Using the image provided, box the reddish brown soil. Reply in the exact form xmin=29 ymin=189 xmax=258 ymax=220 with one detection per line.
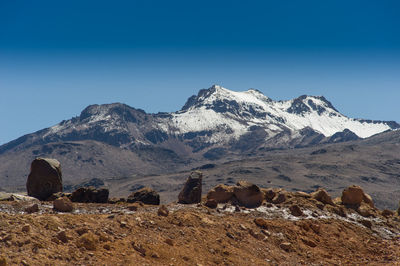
xmin=0 ymin=201 xmax=400 ymax=265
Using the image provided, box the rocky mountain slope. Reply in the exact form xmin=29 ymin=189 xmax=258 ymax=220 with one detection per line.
xmin=0 ymin=85 xmax=399 ymax=208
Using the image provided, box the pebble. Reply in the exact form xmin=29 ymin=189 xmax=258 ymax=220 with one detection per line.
xmin=21 ymin=224 xmax=31 ymax=233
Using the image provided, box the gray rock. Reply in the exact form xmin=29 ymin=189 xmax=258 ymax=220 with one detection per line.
xmin=26 ymin=158 xmax=62 ymax=201
xmin=127 ymin=187 xmax=160 ymax=205
xmin=71 ymin=187 xmax=109 ymax=203
xmin=178 ymin=171 xmax=202 ymax=204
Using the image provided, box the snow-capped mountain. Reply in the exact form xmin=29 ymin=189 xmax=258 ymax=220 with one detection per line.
xmin=1 ymin=85 xmax=398 ymax=157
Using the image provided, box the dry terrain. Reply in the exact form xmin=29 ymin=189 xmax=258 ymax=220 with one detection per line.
xmin=1 ymin=189 xmax=400 ymax=265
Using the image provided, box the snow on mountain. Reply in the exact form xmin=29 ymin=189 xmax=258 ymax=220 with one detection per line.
xmin=174 ymin=85 xmax=395 ymax=139
xmin=2 ymin=85 xmax=398 ymax=156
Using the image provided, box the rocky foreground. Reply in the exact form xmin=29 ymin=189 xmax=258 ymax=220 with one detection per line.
xmin=1 ymin=186 xmax=400 ymax=265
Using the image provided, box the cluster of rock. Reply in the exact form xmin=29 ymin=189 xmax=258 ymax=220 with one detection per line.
xmin=22 ymin=158 xmax=400 ymax=218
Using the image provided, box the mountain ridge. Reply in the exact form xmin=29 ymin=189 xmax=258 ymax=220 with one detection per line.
xmin=0 ymin=85 xmax=399 ymax=209
xmin=1 ymin=85 xmax=398 ymax=156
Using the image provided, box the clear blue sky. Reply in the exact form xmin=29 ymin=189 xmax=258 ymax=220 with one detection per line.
xmin=0 ymin=0 xmax=399 ymax=145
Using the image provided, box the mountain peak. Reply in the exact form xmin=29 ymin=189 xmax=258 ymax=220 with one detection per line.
xmin=181 ymin=85 xmax=271 ymax=111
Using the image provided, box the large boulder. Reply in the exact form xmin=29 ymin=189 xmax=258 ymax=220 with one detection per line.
xmin=233 ymin=181 xmax=263 ymax=208
xmin=71 ymin=187 xmax=109 ymax=203
xmin=341 ymin=185 xmax=371 ymax=206
xmin=127 ymin=187 xmax=160 ymax=205
xmin=206 ymin=184 xmax=234 ymax=203
xmin=178 ymin=171 xmax=202 ymax=204
xmin=26 ymin=158 xmax=63 ymax=200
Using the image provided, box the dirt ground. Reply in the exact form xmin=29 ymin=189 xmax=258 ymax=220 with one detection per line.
xmin=0 ymin=198 xmax=400 ymax=266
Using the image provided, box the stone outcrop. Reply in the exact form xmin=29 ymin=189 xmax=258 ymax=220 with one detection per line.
xmin=233 ymin=181 xmax=263 ymax=208
xmin=311 ymin=188 xmax=334 ymax=205
xmin=341 ymin=185 xmax=364 ymax=205
xmin=341 ymin=185 xmax=374 ymax=208
xmin=71 ymin=187 xmax=109 ymax=203
xmin=127 ymin=187 xmax=160 ymax=205
xmin=206 ymin=184 xmax=234 ymax=203
xmin=26 ymin=158 xmax=63 ymax=200
xmin=178 ymin=171 xmax=202 ymax=204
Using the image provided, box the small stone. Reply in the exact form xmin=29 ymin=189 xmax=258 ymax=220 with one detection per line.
xmin=272 ymin=193 xmax=287 ymax=204
xmin=103 ymin=244 xmax=111 ymax=250
xmin=205 ymin=199 xmax=217 ymax=209
xmin=21 ymin=260 xmax=29 ymax=266
xmin=24 ymin=204 xmax=39 ymax=214
xmin=53 ymin=197 xmax=74 ymax=212
xmin=262 ymin=188 xmax=276 ymax=201
xmin=358 ymin=204 xmax=374 ymax=217
xmin=289 ymin=205 xmax=303 ymax=217
xmin=165 ymin=238 xmax=174 ymax=246
xmin=21 ymin=224 xmax=31 ymax=233
xmin=360 ymin=219 xmax=372 ymax=228
xmin=120 ymin=221 xmax=128 ymax=228
xmin=301 ymin=237 xmax=317 ymax=247
xmin=151 ymin=252 xmax=160 ymax=258
xmin=157 ymin=205 xmax=169 ymax=216
xmin=254 ymin=218 xmax=269 ymax=229
xmin=132 ymin=241 xmax=146 ymax=256
xmin=56 ymin=230 xmax=68 ymax=243
xmin=76 ymin=227 xmax=88 ymax=236
xmin=280 ymin=242 xmax=292 ymax=252
xmin=381 ymin=209 xmax=394 ymax=217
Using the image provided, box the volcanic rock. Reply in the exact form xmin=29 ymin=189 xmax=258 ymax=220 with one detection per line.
xmin=53 ymin=197 xmax=74 ymax=212
xmin=205 ymin=199 xmax=218 ymax=209
xmin=262 ymin=188 xmax=276 ymax=202
xmin=362 ymin=193 xmax=374 ymax=208
xmin=24 ymin=203 xmax=39 ymax=214
xmin=280 ymin=242 xmax=292 ymax=252
xmin=157 ymin=205 xmax=169 ymax=216
xmin=26 ymin=158 xmax=63 ymax=200
xmin=178 ymin=171 xmax=202 ymax=204
xmin=233 ymin=181 xmax=263 ymax=208
xmin=381 ymin=209 xmax=394 ymax=217
xmin=289 ymin=204 xmax=303 ymax=216
xmin=311 ymin=188 xmax=334 ymax=205
xmin=206 ymin=184 xmax=234 ymax=203
xmin=71 ymin=187 xmax=109 ymax=203
xmin=46 ymin=192 xmax=72 ymax=201
xmin=272 ymin=192 xmax=287 ymax=204
xmin=127 ymin=187 xmax=160 ymax=205
xmin=341 ymin=185 xmax=364 ymax=206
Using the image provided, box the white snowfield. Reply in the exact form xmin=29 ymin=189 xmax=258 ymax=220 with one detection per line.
xmin=171 ymin=85 xmax=392 ymax=139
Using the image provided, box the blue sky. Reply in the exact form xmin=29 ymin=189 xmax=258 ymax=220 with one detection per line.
xmin=0 ymin=0 xmax=399 ymax=145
